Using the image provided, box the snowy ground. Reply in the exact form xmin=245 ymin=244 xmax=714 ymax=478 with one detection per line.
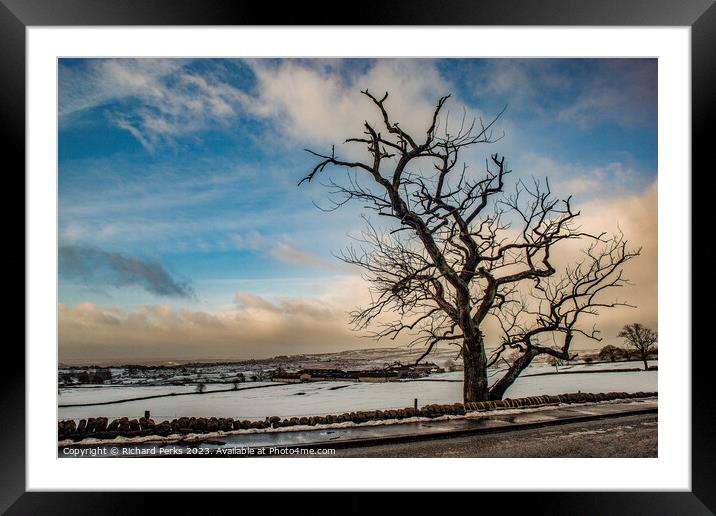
xmin=58 ymin=382 xmax=274 ymax=405
xmin=522 ymin=360 xmax=656 ymax=375
xmin=58 ymin=361 xmax=657 ymax=422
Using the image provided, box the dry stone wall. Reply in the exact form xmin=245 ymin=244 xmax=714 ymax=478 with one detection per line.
xmin=58 ymin=391 xmax=657 ymax=442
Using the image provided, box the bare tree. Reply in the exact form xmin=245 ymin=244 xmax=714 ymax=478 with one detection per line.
xmin=300 ymin=90 xmax=639 ymax=402
xmin=486 ymin=234 xmax=638 ymax=399
xmin=618 ymin=323 xmax=657 ymax=371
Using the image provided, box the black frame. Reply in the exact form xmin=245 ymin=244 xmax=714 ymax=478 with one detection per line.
xmin=5 ymin=0 xmax=711 ymax=512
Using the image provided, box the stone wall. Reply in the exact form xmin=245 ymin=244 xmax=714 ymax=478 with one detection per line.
xmin=58 ymin=391 xmax=657 ymax=442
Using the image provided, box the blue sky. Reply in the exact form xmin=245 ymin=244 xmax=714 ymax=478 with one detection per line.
xmin=58 ymin=58 xmax=658 ymax=364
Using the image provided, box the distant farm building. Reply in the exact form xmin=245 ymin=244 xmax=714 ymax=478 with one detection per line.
xmin=384 ymin=361 xmax=445 ymax=378
xmin=356 ymin=370 xmax=401 ymax=382
xmin=271 ymin=368 xmax=402 ymax=383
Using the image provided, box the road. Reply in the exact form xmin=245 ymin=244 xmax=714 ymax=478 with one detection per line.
xmin=59 ymin=400 xmax=658 ymax=458
xmin=321 ymin=413 xmax=657 ymax=458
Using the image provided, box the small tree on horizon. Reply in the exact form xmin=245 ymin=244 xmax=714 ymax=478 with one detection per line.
xmin=301 ymin=90 xmax=639 ymax=402
xmin=618 ymin=323 xmax=657 ymax=371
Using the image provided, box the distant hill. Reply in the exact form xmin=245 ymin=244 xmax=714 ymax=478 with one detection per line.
xmin=59 ymin=344 xmax=602 ymax=370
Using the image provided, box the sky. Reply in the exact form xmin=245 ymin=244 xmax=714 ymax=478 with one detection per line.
xmin=58 ymin=58 xmax=658 ymax=365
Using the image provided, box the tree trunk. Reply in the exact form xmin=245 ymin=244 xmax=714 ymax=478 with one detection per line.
xmin=488 ymin=349 xmax=538 ymax=400
xmin=462 ymin=338 xmax=489 ymax=402
xmin=642 ymin=354 xmax=648 ymax=371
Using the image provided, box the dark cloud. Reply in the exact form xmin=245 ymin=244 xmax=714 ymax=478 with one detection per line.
xmin=59 ymin=246 xmax=193 ymax=298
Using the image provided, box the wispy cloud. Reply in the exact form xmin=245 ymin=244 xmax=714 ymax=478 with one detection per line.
xmin=234 ymin=291 xmax=336 ymax=319
xmin=557 ymin=60 xmax=657 ymax=128
xmin=517 ymin=153 xmax=652 ymax=199
xmin=60 ymin=59 xmax=250 ymax=151
xmin=59 ymin=246 xmax=194 ymax=298
xmin=473 ymin=59 xmax=571 ymax=111
xmin=469 ymin=59 xmax=657 ymax=130
xmin=61 ymin=58 xmax=491 ymax=154
xmin=57 ymin=155 xmax=328 ymax=253
xmin=60 ymin=59 xmax=184 ymax=118
xmin=232 ymin=231 xmax=334 ymax=269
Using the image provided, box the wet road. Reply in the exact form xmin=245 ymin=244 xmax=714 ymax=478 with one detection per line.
xmin=327 ymin=413 xmax=657 ymax=458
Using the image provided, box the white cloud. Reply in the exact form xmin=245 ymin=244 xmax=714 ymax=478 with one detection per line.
xmin=234 ymin=59 xmax=492 ymax=153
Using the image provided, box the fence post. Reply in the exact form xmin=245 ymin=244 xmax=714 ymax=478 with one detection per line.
xmin=414 ymin=398 xmax=418 ymax=411
xmin=144 ymin=410 xmax=150 ymax=419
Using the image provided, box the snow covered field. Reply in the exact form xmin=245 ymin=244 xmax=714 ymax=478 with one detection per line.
xmin=522 ymin=360 xmax=657 ymax=375
xmin=58 ymin=361 xmax=657 ymax=422
xmin=58 ymin=382 xmax=274 ymax=405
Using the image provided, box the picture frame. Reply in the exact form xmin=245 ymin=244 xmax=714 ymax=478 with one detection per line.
xmin=5 ymin=0 xmax=711 ymax=511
